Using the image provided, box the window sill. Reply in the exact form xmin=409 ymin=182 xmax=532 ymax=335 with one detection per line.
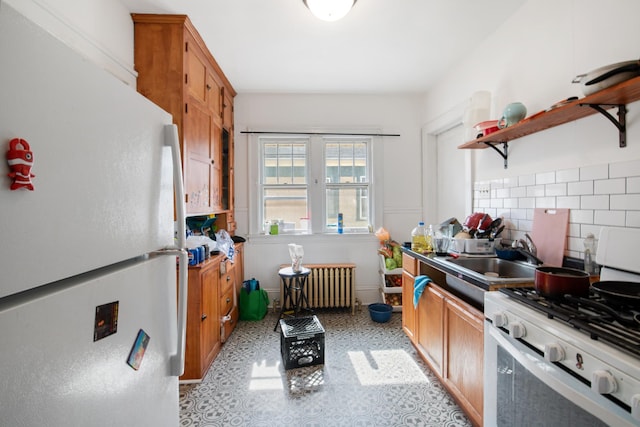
xmin=248 ymin=232 xmax=376 ymax=242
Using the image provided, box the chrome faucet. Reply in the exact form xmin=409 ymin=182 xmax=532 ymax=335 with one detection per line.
xmin=512 ymin=236 xmax=543 ymax=265
xmin=524 ymin=233 xmax=537 ymax=256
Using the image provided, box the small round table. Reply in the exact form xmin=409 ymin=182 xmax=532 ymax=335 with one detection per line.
xmin=274 ymin=266 xmax=312 ymax=331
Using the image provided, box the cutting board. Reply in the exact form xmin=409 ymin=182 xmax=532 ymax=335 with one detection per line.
xmin=531 ymin=208 xmax=569 ymax=267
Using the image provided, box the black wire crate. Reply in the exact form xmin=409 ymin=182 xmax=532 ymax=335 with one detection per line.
xmin=279 ymin=316 xmax=325 ymax=370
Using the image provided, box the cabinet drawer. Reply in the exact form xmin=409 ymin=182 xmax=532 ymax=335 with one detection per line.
xmin=402 ymin=252 xmax=419 ymax=276
xmin=220 ymin=266 xmax=235 ymax=295
xmin=220 ymin=285 xmax=234 ymax=316
xmin=221 ymin=305 xmax=238 ymax=343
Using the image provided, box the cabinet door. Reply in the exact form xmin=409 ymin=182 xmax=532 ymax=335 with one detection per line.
xmin=416 ymin=285 xmax=445 ymax=376
xmin=234 ymin=244 xmax=244 ymax=294
xmin=221 ymin=127 xmax=232 ymax=212
xmin=401 ymin=270 xmax=416 ymax=342
xmin=444 ymin=297 xmax=484 ymax=425
xmin=200 ymin=264 xmax=221 ymax=372
xmin=210 ymin=121 xmax=223 ymax=212
xmin=183 ymin=99 xmax=223 ymax=214
xmin=222 ymin=89 xmax=233 ymax=131
xmin=207 ymin=72 xmax=223 ymax=125
xmin=185 ymin=38 xmax=208 ymax=105
xmin=183 ymin=99 xmax=213 ymax=214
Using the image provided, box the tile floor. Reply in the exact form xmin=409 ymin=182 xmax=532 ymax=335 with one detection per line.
xmin=179 ymin=308 xmax=472 ymax=427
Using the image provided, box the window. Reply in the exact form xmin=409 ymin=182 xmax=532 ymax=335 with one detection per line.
xmin=324 ymin=140 xmax=370 ymax=231
xmin=261 ymin=138 xmax=308 ymax=233
xmin=257 ymin=134 xmax=374 ymax=234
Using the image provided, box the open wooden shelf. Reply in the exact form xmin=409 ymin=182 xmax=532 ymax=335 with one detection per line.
xmin=459 ymin=75 xmax=640 ymax=167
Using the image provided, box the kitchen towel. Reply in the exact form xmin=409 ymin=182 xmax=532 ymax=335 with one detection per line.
xmin=413 ymin=275 xmax=432 ymax=308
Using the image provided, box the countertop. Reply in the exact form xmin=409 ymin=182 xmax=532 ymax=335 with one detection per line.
xmin=400 ymin=247 xmax=536 ymax=310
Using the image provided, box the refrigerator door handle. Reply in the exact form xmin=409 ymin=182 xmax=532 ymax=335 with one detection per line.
xmin=165 ymin=124 xmax=188 ymax=377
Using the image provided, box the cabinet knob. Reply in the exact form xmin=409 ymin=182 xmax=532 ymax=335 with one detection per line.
xmin=206 ymin=84 xmax=212 ymax=90
xmin=201 ymin=314 xmax=207 ymax=321
xmin=227 ymin=275 xmax=231 ymax=281
xmin=226 ymin=297 xmax=231 ymax=303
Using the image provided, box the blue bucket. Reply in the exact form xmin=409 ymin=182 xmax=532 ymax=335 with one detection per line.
xmin=368 ymin=303 xmax=393 ymax=323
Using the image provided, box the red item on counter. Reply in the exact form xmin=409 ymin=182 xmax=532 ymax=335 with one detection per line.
xmin=463 ymin=212 xmax=493 ymax=231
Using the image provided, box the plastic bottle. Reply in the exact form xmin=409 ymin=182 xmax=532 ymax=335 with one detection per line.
xmin=583 ymin=233 xmax=598 ymax=275
xmin=411 ymin=222 xmax=428 ymax=253
xmin=426 ymin=224 xmax=434 ymax=252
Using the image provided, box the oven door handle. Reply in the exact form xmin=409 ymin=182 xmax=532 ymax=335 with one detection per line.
xmin=487 ymin=325 xmax=635 ymax=427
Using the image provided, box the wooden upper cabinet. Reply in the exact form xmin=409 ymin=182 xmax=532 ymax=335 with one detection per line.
xmin=208 ymin=73 xmax=223 ymax=125
xmin=223 ymin=88 xmax=234 ymax=130
xmin=131 ymin=14 xmax=236 ymax=216
xmin=185 ymin=39 xmax=208 ymax=104
xmin=183 ymin=99 xmax=217 ymax=212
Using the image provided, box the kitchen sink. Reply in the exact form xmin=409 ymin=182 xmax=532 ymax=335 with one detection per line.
xmin=433 ymin=256 xmax=537 ymax=285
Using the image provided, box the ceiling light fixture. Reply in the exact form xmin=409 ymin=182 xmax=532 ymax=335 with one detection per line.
xmin=303 ymin=0 xmax=357 ymax=22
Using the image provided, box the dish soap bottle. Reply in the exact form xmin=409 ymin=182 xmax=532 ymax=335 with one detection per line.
xmin=583 ymin=233 xmax=598 ymax=275
xmin=411 ymin=222 xmax=428 ymax=253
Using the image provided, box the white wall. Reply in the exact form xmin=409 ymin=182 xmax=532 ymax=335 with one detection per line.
xmin=3 ymin=0 xmax=137 ymax=86
xmin=422 ymin=0 xmax=640 ymax=181
xmin=421 ymin=0 xmax=640 ymax=264
xmin=234 ymin=93 xmax=425 ymax=303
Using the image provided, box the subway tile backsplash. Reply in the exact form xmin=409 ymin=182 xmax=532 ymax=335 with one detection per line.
xmin=474 ymin=159 xmax=640 ymax=260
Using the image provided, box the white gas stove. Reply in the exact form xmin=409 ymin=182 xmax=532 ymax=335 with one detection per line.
xmin=484 ymin=226 xmax=640 ymax=427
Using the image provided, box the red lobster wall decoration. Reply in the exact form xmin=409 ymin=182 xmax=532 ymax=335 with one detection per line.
xmin=6 ymin=138 xmax=35 ymax=190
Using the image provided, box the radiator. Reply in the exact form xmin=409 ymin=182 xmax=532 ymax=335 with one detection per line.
xmin=279 ymin=264 xmax=357 ymax=315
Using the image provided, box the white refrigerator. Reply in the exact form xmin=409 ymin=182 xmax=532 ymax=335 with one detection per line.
xmin=0 ymin=3 xmax=188 ymax=426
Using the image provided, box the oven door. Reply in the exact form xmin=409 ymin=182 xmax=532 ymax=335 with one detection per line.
xmin=484 ymin=321 xmax=635 ymax=427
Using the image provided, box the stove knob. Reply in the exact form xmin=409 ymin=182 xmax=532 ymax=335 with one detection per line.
xmin=631 ymin=394 xmax=640 ymax=421
xmin=492 ymin=312 xmax=507 ymax=328
xmin=591 ymin=370 xmax=617 ymax=394
xmin=509 ymin=322 xmax=526 ymax=338
xmin=544 ymin=343 xmax=565 ymax=362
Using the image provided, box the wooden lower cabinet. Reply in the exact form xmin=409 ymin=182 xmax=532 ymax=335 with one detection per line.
xmin=181 ymin=244 xmax=244 ymax=381
xmin=219 ymin=256 xmax=238 ymax=343
xmin=444 ymin=296 xmax=484 ymax=426
xmin=233 ymin=242 xmax=244 ymax=292
xmin=401 ymin=252 xmax=418 ymax=342
xmin=416 ymin=284 xmax=445 ymax=376
xmin=412 ymin=279 xmax=484 ymax=427
xmin=401 ymin=270 xmax=416 ymax=341
xmin=182 ymin=256 xmax=222 ymax=381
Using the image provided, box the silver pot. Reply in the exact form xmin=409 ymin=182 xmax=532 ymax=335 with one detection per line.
xmin=572 ymin=60 xmax=640 ymax=96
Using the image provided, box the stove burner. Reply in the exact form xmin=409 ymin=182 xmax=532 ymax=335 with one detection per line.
xmin=500 ymin=287 xmax=640 ymax=358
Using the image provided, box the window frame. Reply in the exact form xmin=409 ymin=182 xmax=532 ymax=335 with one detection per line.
xmin=322 ymin=137 xmax=372 ymax=233
xmin=258 ymin=136 xmax=310 ymax=234
xmin=249 ymin=132 xmax=382 ymax=236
